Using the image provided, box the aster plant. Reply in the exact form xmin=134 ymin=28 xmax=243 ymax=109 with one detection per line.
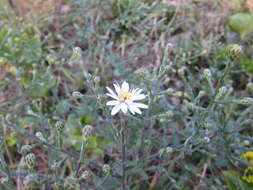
xmin=106 ymin=81 xmax=148 ymax=190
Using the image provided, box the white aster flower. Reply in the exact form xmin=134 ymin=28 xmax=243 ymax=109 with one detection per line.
xmin=106 ymin=81 xmax=148 ymax=116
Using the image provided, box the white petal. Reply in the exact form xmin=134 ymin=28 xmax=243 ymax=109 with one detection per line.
xmin=106 ymin=87 xmax=118 ymax=99
xmin=133 ymin=103 xmax=148 ymax=109
xmin=133 ymin=88 xmax=143 ymax=95
xmin=120 ymin=103 xmax=128 ymax=114
xmin=106 ymin=101 xmax=119 ymax=106
xmin=111 ymin=104 xmax=121 ymax=116
xmin=129 ymin=104 xmax=142 ymax=114
xmin=127 ymin=104 xmax=135 ymax=115
xmin=132 ymin=94 xmax=146 ymax=101
xmin=121 ymin=81 xmax=129 ymax=92
xmin=113 ymin=83 xmax=121 ymax=95
xmin=106 ymin=93 xmax=118 ymax=100
xmin=131 ymin=88 xmax=137 ymax=94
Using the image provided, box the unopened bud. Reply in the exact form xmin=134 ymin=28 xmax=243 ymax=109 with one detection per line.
xmin=35 ymin=132 xmax=46 ymax=143
xmin=203 ymin=69 xmax=212 ymax=82
xmin=174 ymin=91 xmax=183 ymax=98
xmin=81 ymin=170 xmax=90 ymax=180
xmin=158 ymin=148 xmax=165 ymax=157
xmin=64 ymin=176 xmax=79 ymax=189
xmin=134 ymin=68 xmax=148 ymax=79
xmin=20 ymin=145 xmax=33 ymax=155
xmin=216 ymin=86 xmax=229 ymax=100
xmin=229 ymin=44 xmax=243 ymax=59
xmin=0 ymin=177 xmax=8 ymax=184
xmin=94 ymin=76 xmax=100 ymax=84
xmin=25 ymin=153 xmax=36 ymax=169
xmin=82 ymin=125 xmax=93 ymax=140
xmin=102 ymin=164 xmax=111 ymax=175
xmin=246 ymin=82 xmax=253 ymax=91
xmin=244 ymin=140 xmax=250 ymax=146
xmin=55 ymin=120 xmax=65 ymax=132
xmin=238 ymin=97 xmax=253 ymax=106
xmin=177 ymin=67 xmax=186 ymax=78
xmin=72 ymin=91 xmax=84 ymax=97
xmin=204 ymin=137 xmax=210 ymax=143
xmin=51 ymin=160 xmax=61 ymax=170
xmin=165 ymin=88 xmax=175 ymax=95
xmin=72 ymin=47 xmax=82 ymax=60
xmin=165 ymin=147 xmax=173 ymax=154
xmin=23 ymin=174 xmax=39 ymax=187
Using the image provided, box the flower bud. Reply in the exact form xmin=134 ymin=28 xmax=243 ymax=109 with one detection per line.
xmin=215 ymin=86 xmax=229 ymax=100
xmin=134 ymin=68 xmax=148 ymax=79
xmin=82 ymin=125 xmax=93 ymax=140
xmin=158 ymin=111 xmax=174 ymax=118
xmin=72 ymin=91 xmax=84 ymax=97
xmin=64 ymin=176 xmax=79 ymax=189
xmin=174 ymin=91 xmax=183 ymax=98
xmin=102 ymin=164 xmax=111 ymax=175
xmin=0 ymin=177 xmax=9 ymax=184
xmin=72 ymin=47 xmax=82 ymax=60
xmin=55 ymin=120 xmax=65 ymax=132
xmin=25 ymin=153 xmax=36 ymax=169
xmin=247 ymin=82 xmax=253 ymax=91
xmin=20 ymin=145 xmax=33 ymax=155
xmin=164 ymin=88 xmax=175 ymax=95
xmin=80 ymin=170 xmax=90 ymax=180
xmin=23 ymin=174 xmax=39 ymax=188
xmin=244 ymin=140 xmax=250 ymax=146
xmin=204 ymin=137 xmax=210 ymax=143
xmin=238 ymin=97 xmax=253 ymax=106
xmin=165 ymin=147 xmax=173 ymax=154
xmin=203 ymin=69 xmax=212 ymax=82
xmin=51 ymin=160 xmax=61 ymax=170
xmin=158 ymin=148 xmax=165 ymax=157
xmin=228 ymin=44 xmax=243 ymax=59
xmin=177 ymin=67 xmax=186 ymax=79
xmin=35 ymin=132 xmax=46 ymax=143
xmin=94 ymin=76 xmax=101 ymax=84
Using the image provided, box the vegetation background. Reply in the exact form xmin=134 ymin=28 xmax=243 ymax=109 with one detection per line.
xmin=0 ymin=0 xmax=253 ymax=189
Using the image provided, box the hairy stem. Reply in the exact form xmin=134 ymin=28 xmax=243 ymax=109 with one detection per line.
xmin=120 ymin=116 xmax=126 ymax=190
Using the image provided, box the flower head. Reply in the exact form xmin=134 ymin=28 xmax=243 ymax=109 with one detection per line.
xmin=106 ymin=81 xmax=148 ymax=115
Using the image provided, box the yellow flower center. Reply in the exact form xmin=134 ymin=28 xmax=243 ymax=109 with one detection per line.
xmin=119 ymin=91 xmax=133 ymax=102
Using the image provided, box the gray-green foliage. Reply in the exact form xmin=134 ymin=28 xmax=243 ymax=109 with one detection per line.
xmin=1 ymin=0 xmax=253 ymax=189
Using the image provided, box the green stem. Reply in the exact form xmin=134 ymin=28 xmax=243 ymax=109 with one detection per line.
xmin=57 ymin=131 xmax=62 ymax=148
xmin=75 ymin=139 xmax=86 ymax=176
xmin=121 ymin=117 xmax=126 ymax=190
